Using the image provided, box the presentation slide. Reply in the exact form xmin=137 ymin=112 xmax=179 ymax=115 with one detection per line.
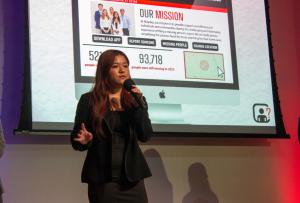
xmin=75 ymin=0 xmax=237 ymax=87
xmin=28 ymin=0 xmax=279 ymax=135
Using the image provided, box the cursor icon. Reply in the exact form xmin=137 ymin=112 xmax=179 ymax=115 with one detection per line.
xmin=217 ymin=66 xmax=225 ymax=79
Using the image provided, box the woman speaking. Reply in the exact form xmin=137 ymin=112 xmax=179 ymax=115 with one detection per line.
xmin=71 ymin=49 xmax=153 ymax=203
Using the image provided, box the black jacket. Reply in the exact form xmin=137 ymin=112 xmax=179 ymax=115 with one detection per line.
xmin=70 ymin=92 xmax=153 ymax=184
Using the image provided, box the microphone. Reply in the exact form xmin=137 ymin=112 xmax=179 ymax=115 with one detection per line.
xmin=123 ymin=79 xmax=146 ymax=109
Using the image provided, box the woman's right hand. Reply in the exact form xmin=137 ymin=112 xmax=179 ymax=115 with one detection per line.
xmin=74 ymin=123 xmax=93 ymax=145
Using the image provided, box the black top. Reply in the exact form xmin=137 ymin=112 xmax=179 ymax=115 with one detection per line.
xmin=106 ymin=111 xmax=129 ymax=181
xmin=70 ymin=92 xmax=153 ymax=185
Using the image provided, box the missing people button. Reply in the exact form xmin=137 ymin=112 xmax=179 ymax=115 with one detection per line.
xmin=161 ymin=40 xmax=188 ymax=49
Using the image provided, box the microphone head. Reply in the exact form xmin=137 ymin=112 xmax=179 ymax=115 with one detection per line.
xmin=123 ymin=79 xmax=135 ymax=91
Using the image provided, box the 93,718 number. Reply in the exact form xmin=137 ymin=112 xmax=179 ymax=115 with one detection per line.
xmin=139 ymin=54 xmax=163 ymax=65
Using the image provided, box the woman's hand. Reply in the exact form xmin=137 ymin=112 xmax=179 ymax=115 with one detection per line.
xmin=131 ymin=85 xmax=143 ymax=98
xmin=74 ymin=123 xmax=93 ymax=145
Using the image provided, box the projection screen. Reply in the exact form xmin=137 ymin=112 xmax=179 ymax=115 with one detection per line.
xmin=19 ymin=0 xmax=287 ymax=137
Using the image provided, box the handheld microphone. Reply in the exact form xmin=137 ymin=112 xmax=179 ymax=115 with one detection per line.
xmin=123 ymin=79 xmax=146 ymax=109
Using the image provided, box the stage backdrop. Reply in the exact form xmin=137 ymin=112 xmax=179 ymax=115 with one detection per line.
xmin=0 ymin=0 xmax=299 ymax=203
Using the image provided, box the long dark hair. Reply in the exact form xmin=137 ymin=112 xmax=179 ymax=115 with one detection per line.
xmin=112 ymin=11 xmax=121 ymax=28
xmin=91 ymin=49 xmax=136 ymax=138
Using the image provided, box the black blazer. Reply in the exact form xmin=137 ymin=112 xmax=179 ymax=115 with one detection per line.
xmin=70 ymin=92 xmax=152 ymax=184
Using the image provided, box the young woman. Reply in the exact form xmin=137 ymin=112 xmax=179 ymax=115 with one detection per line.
xmin=111 ymin=11 xmax=123 ymax=35
xmin=100 ymin=9 xmax=111 ymax=34
xmin=108 ymin=7 xmax=115 ymax=19
xmin=71 ymin=49 xmax=152 ymax=203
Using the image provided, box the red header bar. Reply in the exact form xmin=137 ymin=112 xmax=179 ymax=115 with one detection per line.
xmin=103 ymin=0 xmax=228 ymax=13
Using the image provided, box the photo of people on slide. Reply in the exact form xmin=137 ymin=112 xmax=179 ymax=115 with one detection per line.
xmin=91 ymin=2 xmax=134 ymax=36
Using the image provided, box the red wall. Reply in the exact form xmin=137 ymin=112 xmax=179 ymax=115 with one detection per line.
xmin=269 ymin=0 xmax=300 ymax=202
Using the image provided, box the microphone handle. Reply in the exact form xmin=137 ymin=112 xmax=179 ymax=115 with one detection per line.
xmin=130 ymin=91 xmax=146 ymax=109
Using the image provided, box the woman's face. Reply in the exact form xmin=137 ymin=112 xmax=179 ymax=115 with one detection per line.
xmin=114 ymin=12 xmax=119 ymax=18
xmin=102 ymin=9 xmax=107 ymax=16
xmin=109 ymin=55 xmax=130 ymax=89
xmin=110 ymin=7 xmax=114 ymax=13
